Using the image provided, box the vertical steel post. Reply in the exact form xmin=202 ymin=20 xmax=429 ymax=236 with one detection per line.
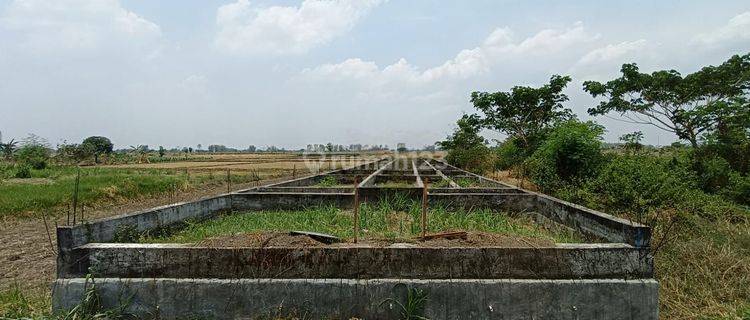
xmin=353 ymin=176 xmax=360 ymax=243
xmin=421 ymin=178 xmax=429 ymax=239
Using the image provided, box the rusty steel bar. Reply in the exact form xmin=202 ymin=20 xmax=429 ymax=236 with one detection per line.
xmin=421 ymin=177 xmax=429 ymax=239
xmin=353 ymin=176 xmax=360 ymax=243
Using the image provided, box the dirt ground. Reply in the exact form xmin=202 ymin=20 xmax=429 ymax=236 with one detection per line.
xmin=196 ymin=231 xmax=555 ymax=248
xmin=0 ymin=176 xmax=292 ymax=293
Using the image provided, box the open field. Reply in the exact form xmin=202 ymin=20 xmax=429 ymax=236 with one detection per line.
xmin=1 ymin=152 xmax=366 ymax=318
xmin=0 ymin=152 xmax=395 ymax=220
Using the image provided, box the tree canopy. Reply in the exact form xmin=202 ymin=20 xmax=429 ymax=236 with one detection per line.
xmin=82 ymin=136 xmax=113 ymax=163
xmin=437 ymin=114 xmax=493 ymax=172
xmin=471 ymin=75 xmax=574 ymax=149
xmin=583 ymin=53 xmax=750 ymax=148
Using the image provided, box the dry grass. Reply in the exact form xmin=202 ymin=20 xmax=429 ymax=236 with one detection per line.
xmin=657 ymin=219 xmax=750 ymax=319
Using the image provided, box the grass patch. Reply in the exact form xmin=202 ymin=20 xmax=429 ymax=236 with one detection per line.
xmin=144 ymin=195 xmax=580 ymax=244
xmin=376 ymin=181 xmax=415 ymax=188
xmin=0 ymin=285 xmax=50 ymax=319
xmin=315 ymin=176 xmax=346 ymax=187
xmin=428 ymin=179 xmax=452 ymax=188
xmin=0 ymin=165 xmax=266 ymax=219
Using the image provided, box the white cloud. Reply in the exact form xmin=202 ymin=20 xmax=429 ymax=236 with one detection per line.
xmin=301 ymin=22 xmax=598 ymax=84
xmin=576 ymin=39 xmax=647 ymax=66
xmin=0 ymin=0 xmax=161 ymax=52
xmin=483 ymin=22 xmax=599 ymax=55
xmin=693 ymin=11 xmax=750 ymax=46
xmin=215 ymin=0 xmax=385 ymax=54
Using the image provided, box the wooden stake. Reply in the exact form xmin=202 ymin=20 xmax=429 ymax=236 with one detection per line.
xmin=421 ymin=178 xmax=429 ymax=239
xmin=353 ymin=176 xmax=360 ymax=243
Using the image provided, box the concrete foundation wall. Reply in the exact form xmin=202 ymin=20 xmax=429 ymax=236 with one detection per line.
xmin=52 ymin=278 xmax=659 ymax=320
xmin=62 ymin=243 xmax=652 ymax=279
xmin=533 ymin=194 xmax=651 ymax=247
xmin=57 ymin=195 xmax=230 ymax=249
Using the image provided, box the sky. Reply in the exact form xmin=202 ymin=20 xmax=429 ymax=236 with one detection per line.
xmin=0 ymin=0 xmax=749 ymax=150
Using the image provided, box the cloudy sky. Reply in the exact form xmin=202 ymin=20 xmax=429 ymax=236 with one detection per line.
xmin=1 ymin=0 xmax=749 ymax=150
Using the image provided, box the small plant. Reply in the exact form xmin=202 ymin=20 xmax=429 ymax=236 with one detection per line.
xmin=62 ymin=274 xmax=133 ymax=320
xmin=113 ymin=224 xmax=141 ymax=243
xmin=454 ymin=177 xmax=475 ymax=188
xmin=316 ymin=176 xmax=339 ymax=187
xmin=381 ymin=283 xmax=430 ymax=320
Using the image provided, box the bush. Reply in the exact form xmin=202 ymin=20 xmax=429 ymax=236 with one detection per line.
xmin=723 ymin=172 xmax=750 ymax=206
xmin=14 ymin=145 xmax=50 ymax=170
xmin=579 ymin=154 xmax=694 ymax=215
xmin=13 ymin=165 xmax=31 ymax=179
xmin=524 ymin=120 xmax=604 ymax=190
xmin=494 ymin=137 xmax=531 ymax=170
xmin=445 ymin=144 xmax=494 ymax=174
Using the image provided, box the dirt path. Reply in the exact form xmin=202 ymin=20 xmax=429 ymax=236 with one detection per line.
xmin=0 ymin=176 xmax=292 ymax=293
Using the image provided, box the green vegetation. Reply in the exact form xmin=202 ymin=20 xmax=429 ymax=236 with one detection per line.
xmin=377 ymin=181 xmax=415 ymax=188
xmin=380 ymin=283 xmax=429 ymax=320
xmin=145 ymin=196 xmax=579 ymax=244
xmin=0 ymin=166 xmax=260 ymax=219
xmin=0 ymin=286 xmax=50 ymax=319
xmin=437 ymin=114 xmax=493 ymax=173
xmin=1 ymin=276 xmax=134 ymax=320
xmin=316 ymin=175 xmax=341 ymax=187
xmin=439 ymin=53 xmax=750 ymax=318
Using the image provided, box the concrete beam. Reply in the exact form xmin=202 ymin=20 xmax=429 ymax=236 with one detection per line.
xmin=62 ymin=243 xmax=653 ymax=280
xmin=52 ymin=278 xmax=659 ymax=320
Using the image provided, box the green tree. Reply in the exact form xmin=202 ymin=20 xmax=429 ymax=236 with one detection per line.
xmin=619 ymin=131 xmax=644 ymax=151
xmin=583 ymin=53 xmax=750 ymax=148
xmin=158 ymin=146 xmax=166 ymax=158
xmin=15 ymin=144 xmax=51 ymax=169
xmin=471 ymin=75 xmax=574 ymax=150
xmin=437 ymin=114 xmax=493 ymax=173
xmin=82 ymin=136 xmax=114 ymax=164
xmin=0 ymin=139 xmax=18 ymax=161
xmin=524 ymin=120 xmax=605 ymax=190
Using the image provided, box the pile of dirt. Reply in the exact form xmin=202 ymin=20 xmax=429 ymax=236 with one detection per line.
xmin=193 ymin=231 xmax=555 ymax=248
xmin=197 ymin=232 xmax=324 ymax=248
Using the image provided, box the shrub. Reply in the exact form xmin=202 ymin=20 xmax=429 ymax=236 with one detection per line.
xmin=445 ymin=144 xmax=494 ymax=174
xmin=14 ymin=145 xmax=50 ymax=170
xmin=13 ymin=165 xmax=31 ymax=179
xmin=494 ymin=137 xmax=530 ymax=170
xmin=580 ymin=154 xmax=693 ymax=216
xmin=723 ymin=172 xmax=750 ymax=206
xmin=524 ymin=120 xmax=605 ymax=191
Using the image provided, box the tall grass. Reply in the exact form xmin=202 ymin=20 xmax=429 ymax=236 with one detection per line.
xmin=0 ymin=165 xmax=264 ymax=219
xmin=147 ymin=194 xmax=579 ymax=244
xmin=0 ymin=285 xmax=50 ymax=319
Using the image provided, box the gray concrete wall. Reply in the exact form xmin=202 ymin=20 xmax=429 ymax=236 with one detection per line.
xmin=57 ymin=195 xmax=229 ymax=250
xmin=52 ymin=278 xmax=659 ymax=320
xmin=232 ymin=192 xmax=354 ymax=210
xmin=62 ymin=243 xmax=652 ymax=279
xmin=431 ymin=159 xmax=651 ymax=247
xmin=533 ymin=193 xmax=652 ymax=247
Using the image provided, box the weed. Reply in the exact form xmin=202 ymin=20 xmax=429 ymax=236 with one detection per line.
xmin=61 ymin=274 xmax=133 ymax=320
xmin=380 ymin=283 xmax=429 ymax=320
xmin=0 ymin=285 xmax=50 ymax=319
xmin=112 ymin=224 xmax=141 ymax=243
xmin=316 ymin=176 xmax=339 ymax=187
